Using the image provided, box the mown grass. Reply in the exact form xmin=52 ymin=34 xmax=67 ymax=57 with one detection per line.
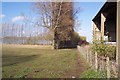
xmin=80 ymin=69 xmax=107 ymax=78
xmin=2 ymin=44 xmax=85 ymax=78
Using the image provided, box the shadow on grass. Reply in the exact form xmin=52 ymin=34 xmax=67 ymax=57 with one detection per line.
xmin=58 ymin=46 xmax=77 ymax=49
xmin=2 ymin=54 xmax=38 ymax=67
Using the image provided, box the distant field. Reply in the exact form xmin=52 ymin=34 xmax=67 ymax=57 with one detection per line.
xmin=2 ymin=44 xmax=88 ymax=78
xmin=2 ymin=44 xmax=52 ymax=49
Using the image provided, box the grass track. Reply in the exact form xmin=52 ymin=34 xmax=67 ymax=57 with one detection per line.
xmin=2 ymin=44 xmax=88 ymax=78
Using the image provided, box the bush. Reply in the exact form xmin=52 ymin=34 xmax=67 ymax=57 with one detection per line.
xmin=90 ymin=41 xmax=116 ymax=58
xmin=78 ymin=40 xmax=89 ymax=46
xmin=71 ymin=32 xmax=81 ymax=46
xmin=57 ymin=32 xmax=89 ymax=48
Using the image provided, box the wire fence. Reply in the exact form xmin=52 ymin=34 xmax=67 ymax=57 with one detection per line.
xmin=77 ymin=45 xmax=118 ymax=78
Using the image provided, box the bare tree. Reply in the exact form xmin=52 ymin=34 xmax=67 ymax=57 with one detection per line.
xmin=21 ymin=2 xmax=80 ymax=49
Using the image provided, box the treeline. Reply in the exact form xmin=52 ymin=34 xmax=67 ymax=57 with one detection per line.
xmin=1 ymin=22 xmax=88 ymax=46
xmin=56 ymin=31 xmax=89 ymax=48
xmin=1 ymin=23 xmax=53 ymax=45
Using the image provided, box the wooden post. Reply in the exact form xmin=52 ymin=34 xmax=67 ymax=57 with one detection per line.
xmin=93 ymin=22 xmax=96 ymax=41
xmin=86 ymin=49 xmax=88 ymax=62
xmin=99 ymin=57 xmax=102 ymax=71
xmin=117 ymin=0 xmax=120 ymax=78
xmin=116 ymin=0 xmax=119 ymax=66
xmin=106 ymin=56 xmax=110 ymax=78
xmin=0 ymin=24 xmax=2 ymax=79
xmin=101 ymin=13 xmax=106 ymax=40
xmin=95 ymin=52 xmax=98 ymax=72
xmin=111 ymin=62 xmax=117 ymax=78
xmin=101 ymin=56 xmax=104 ymax=71
xmin=89 ymin=51 xmax=92 ymax=66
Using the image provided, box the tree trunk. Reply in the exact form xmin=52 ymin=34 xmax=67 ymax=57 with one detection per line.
xmin=52 ymin=39 xmax=55 ymax=49
xmin=52 ymin=31 xmax=58 ymax=49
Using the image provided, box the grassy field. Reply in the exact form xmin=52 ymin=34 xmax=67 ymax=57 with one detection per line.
xmin=2 ymin=44 xmax=88 ymax=78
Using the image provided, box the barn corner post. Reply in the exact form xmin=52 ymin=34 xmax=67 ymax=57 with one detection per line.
xmin=101 ymin=13 xmax=106 ymax=41
xmin=93 ymin=21 xmax=97 ymax=42
xmin=117 ymin=0 xmax=120 ymax=78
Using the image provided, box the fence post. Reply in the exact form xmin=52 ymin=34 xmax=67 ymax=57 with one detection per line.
xmin=95 ymin=52 xmax=98 ymax=72
xmin=86 ymin=49 xmax=88 ymax=62
xmin=106 ymin=56 xmax=110 ymax=78
xmin=101 ymin=56 xmax=105 ymax=71
xmin=112 ymin=62 xmax=117 ymax=78
xmin=89 ymin=51 xmax=92 ymax=66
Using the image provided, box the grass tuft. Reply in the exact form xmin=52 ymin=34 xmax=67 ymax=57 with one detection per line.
xmin=80 ymin=69 xmax=107 ymax=78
